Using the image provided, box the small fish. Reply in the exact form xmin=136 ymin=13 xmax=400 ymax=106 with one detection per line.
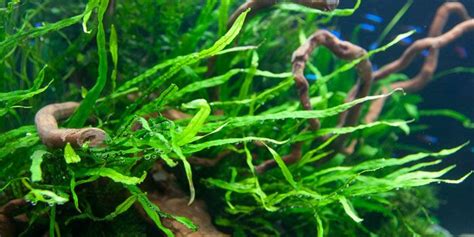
xmin=329 ymin=29 xmax=342 ymax=39
xmin=406 ymin=25 xmax=424 ymax=34
xmin=368 ymin=42 xmax=379 ymax=50
xmin=454 ymin=45 xmax=468 ymax=59
xmin=305 ymin=74 xmax=318 ymax=81
xmin=34 ymin=22 xmax=43 ymax=28
xmin=421 ymin=49 xmax=430 ymax=57
xmin=364 ymin=13 xmax=383 ymax=23
xmin=417 ymin=134 xmax=439 ymax=145
xmin=399 ymin=37 xmax=413 ymax=45
xmin=372 ymin=64 xmax=379 ymax=71
xmin=359 ymin=23 xmax=376 ymax=32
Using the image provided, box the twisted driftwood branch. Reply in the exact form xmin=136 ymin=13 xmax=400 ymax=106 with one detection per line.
xmin=293 ymin=30 xmax=373 ymax=130
xmin=256 ymin=30 xmax=373 ymax=172
xmin=366 ymin=2 xmax=473 ymax=122
xmin=35 ymin=102 xmax=107 ymax=148
xmin=258 ymin=2 xmax=474 ymax=173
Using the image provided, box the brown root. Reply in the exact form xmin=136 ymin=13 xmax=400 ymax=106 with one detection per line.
xmin=35 ymin=102 xmax=107 ymax=148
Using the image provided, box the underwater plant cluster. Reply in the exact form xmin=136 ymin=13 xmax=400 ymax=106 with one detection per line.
xmin=1 ymin=0 xmax=473 ymax=236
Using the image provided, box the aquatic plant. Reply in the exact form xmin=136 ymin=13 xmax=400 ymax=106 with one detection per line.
xmin=1 ymin=0 xmax=473 ymax=236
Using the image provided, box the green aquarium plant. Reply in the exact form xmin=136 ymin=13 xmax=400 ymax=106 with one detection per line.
xmin=1 ymin=0 xmax=473 ymax=236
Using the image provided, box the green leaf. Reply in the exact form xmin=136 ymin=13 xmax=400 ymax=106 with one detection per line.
xmin=420 ymin=109 xmax=474 ymax=129
xmin=134 ymin=84 xmax=179 ymax=117
xmin=217 ymin=0 xmax=230 ymax=36
xmin=293 ymin=120 xmax=411 ymax=142
xmin=67 ymin=195 xmax=137 ymax=222
xmin=138 ymin=117 xmax=152 ymax=132
xmin=30 ymin=150 xmax=49 ymax=182
xmin=279 ymin=0 xmax=361 ymax=17
xmin=373 ymin=0 xmax=413 ymax=47
xmin=0 ymin=135 xmax=39 ymax=160
xmin=110 ymin=24 xmax=118 ymax=93
xmin=0 ymin=67 xmax=52 ymax=116
xmin=173 ymin=69 xmax=243 ymax=100
xmin=75 ymin=168 xmax=146 ymax=185
xmin=82 ymin=0 xmax=99 ymax=33
xmin=117 ymin=8 xmax=250 ymax=116
xmin=0 ymin=126 xmax=36 ymax=145
xmin=243 ymin=144 xmax=276 ymax=211
xmin=339 ymin=196 xmax=363 ymax=223
xmin=70 ymin=174 xmax=81 ymax=213
xmin=64 ymin=143 xmax=81 ymax=164
xmin=215 ymin=45 xmax=258 ymax=55
xmin=176 ymin=99 xmax=211 ymax=146
xmin=204 ymin=89 xmax=403 ymax=131
xmin=435 ymin=66 xmax=474 ymax=80
xmin=0 ymin=15 xmax=83 ymax=57
xmin=171 ymin=142 xmax=195 ymax=205
xmin=315 ymin=213 xmax=324 ymax=237
xmin=263 ymin=144 xmax=298 ymax=189
xmin=127 ymin=185 xmax=174 ymax=237
xmin=184 ymin=137 xmax=287 ymax=154
xmin=68 ymin=0 xmax=110 ymax=127
xmin=24 ymin=188 xmax=69 ymax=206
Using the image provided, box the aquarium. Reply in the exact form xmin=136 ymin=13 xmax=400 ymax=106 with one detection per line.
xmin=1 ymin=0 xmax=473 ymax=236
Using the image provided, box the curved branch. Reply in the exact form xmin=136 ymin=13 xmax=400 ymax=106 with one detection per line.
xmin=292 ymin=30 xmax=373 ymax=130
xmin=373 ymin=2 xmax=470 ymax=82
xmin=257 ymin=30 xmax=373 ymax=173
xmin=35 ymin=102 xmax=107 ymax=148
xmin=366 ymin=3 xmax=472 ymax=122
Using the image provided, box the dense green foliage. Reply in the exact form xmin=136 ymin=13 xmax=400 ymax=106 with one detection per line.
xmin=1 ymin=0 xmax=472 ymax=236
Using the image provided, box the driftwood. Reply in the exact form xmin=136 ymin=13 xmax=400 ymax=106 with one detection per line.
xmin=257 ymin=2 xmax=474 ymax=173
xmin=366 ymin=2 xmax=473 ymax=122
xmin=34 ymin=102 xmax=106 ymax=148
xmin=256 ymin=30 xmax=372 ymax=173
